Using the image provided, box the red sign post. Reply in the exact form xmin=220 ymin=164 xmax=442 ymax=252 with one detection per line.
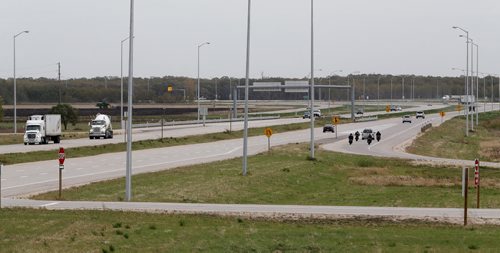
xmin=58 ymin=147 xmax=65 ymax=199
xmin=475 ymin=159 xmax=480 ymax=208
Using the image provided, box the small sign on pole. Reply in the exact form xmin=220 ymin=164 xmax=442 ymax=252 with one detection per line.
xmin=332 ymin=116 xmax=340 ymax=139
xmin=265 ymin=128 xmax=273 ymax=152
xmin=58 ymin=147 xmax=65 ymax=199
xmin=439 ymin=111 xmax=445 ymax=123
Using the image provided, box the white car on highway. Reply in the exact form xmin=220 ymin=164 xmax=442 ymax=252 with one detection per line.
xmin=402 ymin=115 xmax=412 ymax=123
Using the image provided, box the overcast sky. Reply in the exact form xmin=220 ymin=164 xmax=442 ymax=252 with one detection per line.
xmin=0 ymin=0 xmax=499 ymax=79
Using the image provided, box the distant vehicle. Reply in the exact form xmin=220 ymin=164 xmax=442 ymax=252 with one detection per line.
xmin=89 ymin=113 xmax=113 ymax=139
xmin=416 ymin=111 xmax=425 ymax=119
xmin=96 ymin=100 xmax=110 ymax=109
xmin=396 ymin=106 xmax=402 ymax=111
xmin=323 ymin=124 xmax=335 ymax=133
xmin=390 ymin=105 xmax=402 ymax=111
xmin=356 ymin=110 xmax=364 ymax=115
xmin=23 ymin=114 xmax=62 ymax=145
xmin=303 ymin=111 xmax=311 ymax=119
xmin=402 ymin=115 xmax=412 ymax=123
xmin=362 ymin=128 xmax=375 ymax=140
xmin=427 ymin=103 xmax=433 ymax=106
xmin=313 ymin=109 xmax=322 ymax=118
xmin=303 ymin=110 xmax=321 ymax=119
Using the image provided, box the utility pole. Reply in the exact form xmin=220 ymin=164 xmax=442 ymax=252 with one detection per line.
xmin=58 ymin=62 xmax=61 ymax=104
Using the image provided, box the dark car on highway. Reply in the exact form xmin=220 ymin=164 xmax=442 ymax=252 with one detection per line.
xmin=323 ymin=124 xmax=335 ymax=133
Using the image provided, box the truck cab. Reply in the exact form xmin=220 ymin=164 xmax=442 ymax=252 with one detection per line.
xmin=89 ymin=114 xmax=113 ymax=139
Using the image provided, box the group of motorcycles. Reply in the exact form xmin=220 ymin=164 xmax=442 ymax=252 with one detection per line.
xmin=348 ymin=131 xmax=381 ymax=145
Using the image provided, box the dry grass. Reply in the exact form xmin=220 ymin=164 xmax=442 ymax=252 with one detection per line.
xmin=479 ymin=137 xmax=500 ymax=162
xmin=349 ymin=175 xmax=457 ymax=187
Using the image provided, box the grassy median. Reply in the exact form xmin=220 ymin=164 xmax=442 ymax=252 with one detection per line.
xmin=1 ymin=208 xmax=500 ymax=252
xmin=407 ymin=110 xmax=500 ymax=162
xmin=33 ymin=144 xmax=500 ymax=208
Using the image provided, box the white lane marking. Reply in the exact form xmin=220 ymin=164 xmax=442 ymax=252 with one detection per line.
xmin=368 ymin=118 xmax=436 ymax=151
xmin=3 ymin=147 xmax=242 ymax=190
xmin=20 ymin=176 xmax=28 ymax=178
xmin=76 ymin=168 xmax=85 ymax=171
xmin=40 ymin=202 xmax=59 ymax=207
xmin=40 ymin=173 xmax=48 ymax=175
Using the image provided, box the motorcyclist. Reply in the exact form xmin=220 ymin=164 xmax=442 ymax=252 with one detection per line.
xmin=354 ymin=131 xmax=360 ymax=142
xmin=376 ymin=131 xmax=381 ymax=142
xmin=348 ymin=133 xmax=354 ymax=145
xmin=367 ymin=134 xmax=373 ymax=145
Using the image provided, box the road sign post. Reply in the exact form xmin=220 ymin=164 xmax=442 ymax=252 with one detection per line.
xmin=265 ymin=128 xmax=273 ymax=152
xmin=475 ymin=159 xmax=480 ymax=208
xmin=462 ymin=167 xmax=469 ymax=226
xmin=439 ymin=111 xmax=445 ymax=123
xmin=385 ymin=105 xmax=390 ymax=113
xmin=332 ymin=116 xmax=340 ymax=139
xmin=58 ymin=147 xmax=65 ymax=200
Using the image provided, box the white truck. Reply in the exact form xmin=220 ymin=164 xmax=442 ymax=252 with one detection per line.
xmin=23 ymin=114 xmax=62 ymax=145
xmin=89 ymin=113 xmax=113 ymax=139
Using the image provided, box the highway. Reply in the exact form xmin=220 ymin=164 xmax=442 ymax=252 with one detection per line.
xmin=1 ymin=102 xmax=499 ymax=224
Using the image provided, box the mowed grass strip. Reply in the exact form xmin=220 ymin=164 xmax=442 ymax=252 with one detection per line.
xmin=1 ymin=208 xmax=499 ymax=252
xmin=33 ymin=144 xmax=500 ymax=208
xmin=407 ymin=110 xmax=500 ymax=162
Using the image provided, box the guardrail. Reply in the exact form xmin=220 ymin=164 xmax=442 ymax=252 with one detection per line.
xmin=420 ymin=123 xmax=432 ymax=133
xmin=132 ymin=115 xmax=281 ymax=129
xmin=355 ymin=116 xmax=378 ymax=122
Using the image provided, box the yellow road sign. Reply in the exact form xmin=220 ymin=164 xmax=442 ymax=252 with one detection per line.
xmin=265 ymin=128 xmax=273 ymax=138
xmin=167 ymin=85 xmax=173 ymax=92
xmin=332 ymin=116 xmax=340 ymax=125
xmin=456 ymin=104 xmax=462 ymax=111
xmin=439 ymin=111 xmax=446 ymax=117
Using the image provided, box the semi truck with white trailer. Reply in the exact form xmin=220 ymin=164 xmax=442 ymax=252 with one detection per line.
xmin=23 ymin=114 xmax=62 ymax=145
xmin=89 ymin=113 xmax=113 ymax=139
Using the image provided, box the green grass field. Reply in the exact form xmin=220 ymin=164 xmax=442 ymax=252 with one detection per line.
xmin=33 ymin=144 xmax=500 ymax=208
xmin=408 ymin=111 xmax=500 ymax=162
xmin=0 ymin=208 xmax=499 ymax=252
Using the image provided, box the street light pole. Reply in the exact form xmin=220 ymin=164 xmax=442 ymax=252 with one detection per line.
xmin=309 ymin=0 xmax=316 ymax=160
xmin=13 ymin=30 xmax=29 ymax=134
xmin=197 ymin=42 xmax=210 ymax=121
xmin=120 ymin=36 xmax=130 ymax=135
xmin=242 ymin=0 xmax=251 ymax=176
xmin=125 ymin=0 xmax=135 ymax=202
xmin=453 ymin=26 xmax=470 ymax=136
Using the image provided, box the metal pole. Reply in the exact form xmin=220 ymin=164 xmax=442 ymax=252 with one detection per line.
xmin=464 ymin=167 xmax=469 ymax=226
xmin=120 ymin=37 xmax=129 ymax=140
xmin=390 ymin=77 xmax=393 ymax=105
xmin=125 ymin=0 xmax=135 ymax=202
xmin=377 ymin=76 xmax=380 ymax=106
xmin=351 ymin=78 xmax=355 ymax=120
xmin=309 ymin=0 xmax=315 ymax=159
xmin=402 ymin=76 xmax=405 ymax=100
xmin=13 ymin=31 xmax=29 ymax=134
xmin=475 ymin=43 xmax=479 ymax=125
xmin=242 ymin=0 xmax=251 ymax=176
xmin=58 ymin=165 xmax=62 ymax=199
xmin=465 ymin=33 xmax=469 ymax=136
xmin=197 ymin=45 xmax=200 ymax=121
xmin=470 ymin=40 xmax=474 ymax=131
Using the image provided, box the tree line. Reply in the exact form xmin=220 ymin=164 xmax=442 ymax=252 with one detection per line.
xmin=0 ymin=74 xmax=498 ymax=105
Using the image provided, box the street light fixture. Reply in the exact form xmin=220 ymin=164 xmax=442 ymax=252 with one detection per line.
xmin=125 ymin=0 xmax=135 ymax=202
xmin=197 ymin=42 xmax=210 ymax=122
xmin=13 ymin=30 xmax=29 ymax=134
xmin=459 ymin=35 xmax=475 ymax=130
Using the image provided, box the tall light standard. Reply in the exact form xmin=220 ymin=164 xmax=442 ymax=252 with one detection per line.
xmin=390 ymin=77 xmax=393 ymax=105
xmin=125 ymin=0 xmax=135 ymax=202
xmin=13 ymin=30 xmax=29 ymax=134
xmin=472 ymin=42 xmax=479 ymax=125
xmin=309 ymin=0 xmax=316 ymax=159
xmin=242 ymin=0 xmax=251 ymax=176
xmin=453 ymin=26 xmax=470 ymax=136
xmin=197 ymin=42 xmax=210 ymax=121
xmin=348 ymin=71 xmax=360 ymax=119
xmin=460 ymin=35 xmax=475 ymax=130
xmin=120 ymin=36 xmax=130 ymax=135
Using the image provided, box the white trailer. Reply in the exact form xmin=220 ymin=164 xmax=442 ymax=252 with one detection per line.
xmin=23 ymin=114 xmax=62 ymax=145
